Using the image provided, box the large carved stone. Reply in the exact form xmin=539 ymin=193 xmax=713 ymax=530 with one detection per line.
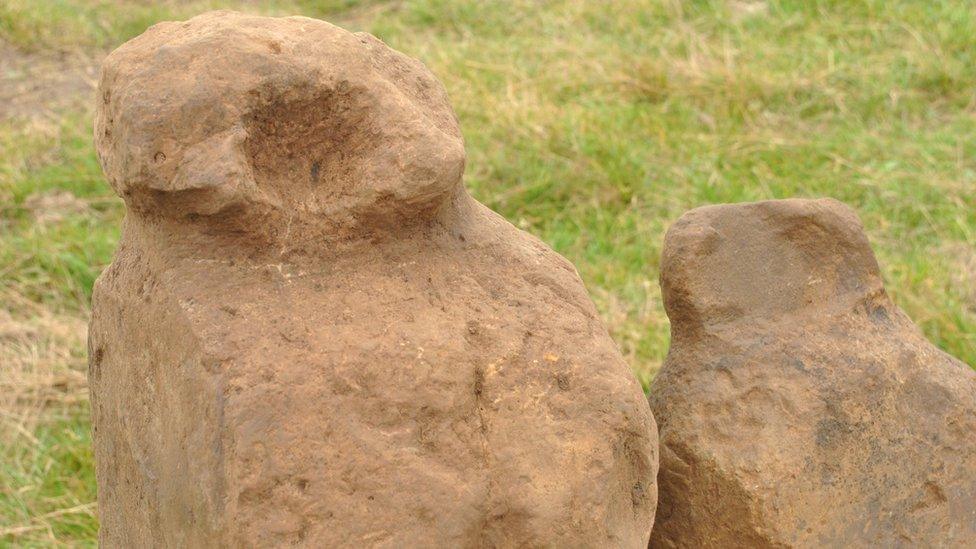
xmin=648 ymin=198 xmax=976 ymax=547
xmin=88 ymin=11 xmax=657 ymax=547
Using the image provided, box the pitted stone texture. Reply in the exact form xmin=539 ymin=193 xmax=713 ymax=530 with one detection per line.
xmin=648 ymin=198 xmax=976 ymax=548
xmin=88 ymin=11 xmax=656 ymax=548
xmin=95 ymin=11 xmax=464 ymax=230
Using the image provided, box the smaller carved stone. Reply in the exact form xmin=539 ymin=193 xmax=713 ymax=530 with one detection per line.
xmin=649 ymin=198 xmax=976 ymax=547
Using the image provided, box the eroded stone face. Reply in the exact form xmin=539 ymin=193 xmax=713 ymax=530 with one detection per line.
xmin=94 ymin=11 xmax=465 ymax=231
xmin=648 ymin=198 xmax=976 ymax=547
xmin=88 ymin=11 xmax=657 ymax=547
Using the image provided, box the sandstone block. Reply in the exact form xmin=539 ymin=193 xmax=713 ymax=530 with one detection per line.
xmin=88 ymin=11 xmax=657 ymax=547
xmin=648 ymin=198 xmax=976 ymax=547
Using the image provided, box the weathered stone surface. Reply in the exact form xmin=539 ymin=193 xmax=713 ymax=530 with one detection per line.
xmin=88 ymin=11 xmax=656 ymax=547
xmin=648 ymin=198 xmax=976 ymax=547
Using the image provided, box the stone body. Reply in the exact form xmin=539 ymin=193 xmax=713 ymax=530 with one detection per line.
xmin=88 ymin=11 xmax=657 ymax=547
xmin=648 ymin=198 xmax=976 ymax=547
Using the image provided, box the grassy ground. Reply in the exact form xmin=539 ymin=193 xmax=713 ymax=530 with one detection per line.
xmin=2 ymin=0 xmax=974 ymax=544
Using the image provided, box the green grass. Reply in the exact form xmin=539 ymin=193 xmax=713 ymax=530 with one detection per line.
xmin=2 ymin=0 xmax=974 ymax=544
xmin=1 ymin=412 xmax=97 ymax=546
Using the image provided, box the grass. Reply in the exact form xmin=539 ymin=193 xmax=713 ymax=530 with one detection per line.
xmin=1 ymin=0 xmax=974 ymax=544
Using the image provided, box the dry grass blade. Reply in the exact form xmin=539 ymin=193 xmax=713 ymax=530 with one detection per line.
xmin=0 ymin=502 xmax=96 ymax=537
xmin=0 ymin=289 xmax=89 ymax=441
xmin=0 ymin=38 xmax=100 ymax=122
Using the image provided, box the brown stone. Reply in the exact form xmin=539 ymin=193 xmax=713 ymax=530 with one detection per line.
xmin=88 ymin=11 xmax=657 ymax=547
xmin=648 ymin=198 xmax=976 ymax=547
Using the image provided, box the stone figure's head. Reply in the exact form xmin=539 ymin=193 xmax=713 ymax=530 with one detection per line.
xmin=660 ymin=198 xmax=886 ymax=336
xmin=95 ymin=11 xmax=465 ymax=234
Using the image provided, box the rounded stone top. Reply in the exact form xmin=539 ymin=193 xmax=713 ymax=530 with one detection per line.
xmin=660 ymin=198 xmax=886 ymax=333
xmin=95 ymin=11 xmax=465 ymax=229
